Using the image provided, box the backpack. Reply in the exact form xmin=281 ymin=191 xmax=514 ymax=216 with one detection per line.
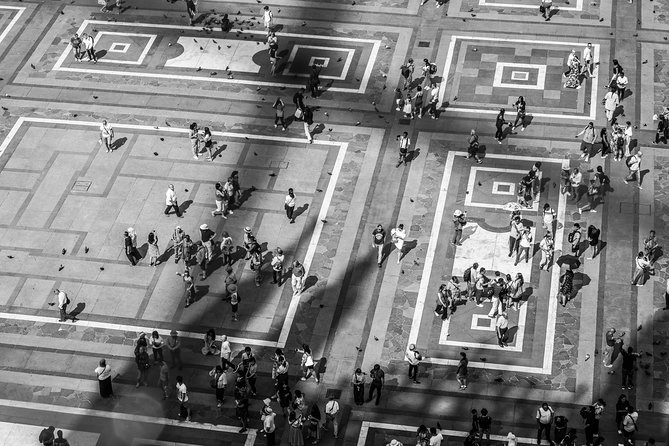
xmin=463 ymin=267 xmax=472 ymax=282
xmin=568 ymin=231 xmax=575 ymax=243
xmin=429 ymin=63 xmax=437 ymax=75
xmin=401 ymin=65 xmax=410 ymax=78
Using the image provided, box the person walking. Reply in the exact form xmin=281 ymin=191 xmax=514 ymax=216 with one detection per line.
xmin=457 ymin=351 xmax=468 ymax=390
xmin=452 ymin=210 xmax=467 ymax=246
xmin=579 ymin=179 xmax=601 ymax=214
xmin=396 ymin=132 xmax=411 ymax=167
xmin=576 ymin=122 xmax=597 ymax=162
xmin=509 ymin=214 xmax=522 ymax=257
xmin=297 ymin=344 xmax=318 ymax=383
xmin=623 ymin=121 xmax=633 ymax=156
xmin=463 ymin=262 xmax=479 ymax=300
xmin=82 ymin=33 xmax=97 ymax=63
xmin=309 ymin=63 xmax=321 ymax=98
xmin=176 ymin=375 xmax=192 ymax=422
xmin=536 ymin=402 xmax=554 ymax=446
xmin=70 ymin=33 xmax=83 ymax=61
xmin=631 ymin=251 xmax=652 ymax=286
xmin=200 ymin=127 xmax=214 ymax=161
xmin=158 ymin=359 xmax=169 ymax=399
xmin=229 ymin=284 xmax=240 ymax=320
xmin=568 ymin=223 xmax=582 ymax=257
xmin=616 ymin=71 xmax=629 ymax=101
xmin=582 ymin=43 xmax=594 ymax=78
xmin=124 ymin=231 xmax=140 ymax=265
xmin=621 ymin=406 xmax=639 ymax=445
xmin=185 ymin=0 xmax=197 ymax=25
xmin=478 ymin=409 xmax=492 ymax=446
xmin=542 ymin=203 xmax=556 ymax=233
xmin=149 ymin=330 xmax=164 ymax=363
xmin=285 ymin=188 xmax=296 ymax=223
xmin=272 ymin=98 xmax=286 ymax=131
xmin=600 ymin=128 xmax=611 ymax=159
xmin=188 ymin=122 xmax=200 ymax=159
xmin=262 ymin=407 xmax=277 ymax=446
xmin=135 ymin=345 xmax=150 ymax=387
xmin=466 ymin=129 xmax=482 ymax=163
xmin=428 ymin=83 xmax=440 ymax=119
xmin=371 ymin=224 xmax=386 ymax=267
xmin=95 ymin=358 xmax=114 ymax=398
xmin=586 ymin=224 xmax=600 ymax=259
xmin=367 ymin=364 xmax=384 ymax=405
xmin=271 ymin=248 xmax=285 ymax=285
xmin=513 ymin=96 xmax=527 ymax=131
xmin=624 ymin=151 xmax=642 ymax=187
xmin=495 ymin=108 xmax=508 ymax=143
xmin=643 ymin=230 xmax=659 ymax=262
xmin=53 ymin=430 xmax=70 ymax=446
xmin=262 ymin=5 xmax=274 ymax=32
xmin=351 ymin=368 xmax=366 ymax=405
xmin=166 ymin=330 xmax=182 ymax=369
xmin=539 ymin=231 xmax=554 ymax=271
xmin=171 ymin=226 xmax=186 ymax=264
xmin=100 ymin=119 xmax=114 ymax=152
xmin=209 ymin=365 xmax=227 ymax=407
xmin=212 ymin=183 xmax=228 ymax=219
xmin=165 ymin=184 xmax=183 ymax=217
xmin=615 ymin=395 xmax=631 ymax=434
xmin=390 ymin=224 xmax=407 ymax=263
xmin=620 ymin=347 xmax=641 ymax=389
xmin=603 ymin=88 xmax=619 ymax=123
xmin=323 ymin=395 xmax=340 ymax=439
xmin=602 ymin=328 xmax=624 ymax=367
xmin=514 ymin=227 xmax=533 ymax=266
xmin=540 ymin=0 xmax=552 ymax=20
xmin=495 ymin=312 xmax=509 ymax=347
xmin=406 ymin=344 xmax=422 ymax=384
xmin=54 ymin=288 xmax=69 ymax=322
xmin=558 ymin=269 xmax=574 ymax=307
xmin=147 ymin=230 xmax=160 ymax=266
xmin=303 ymin=106 xmax=314 ymax=143
xmin=291 ymin=260 xmax=306 ymax=296
xmin=175 ymin=268 xmax=196 ymax=307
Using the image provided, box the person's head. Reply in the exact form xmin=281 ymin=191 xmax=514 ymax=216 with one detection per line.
xmin=139 ymin=332 xmax=146 ymax=338
xmin=597 ymin=398 xmax=606 ymax=406
xmin=398 ymin=223 xmax=404 ymax=230
xmin=302 ymin=344 xmax=311 ymax=354
xmin=471 ymin=409 xmax=478 ymax=415
xmin=499 ymin=108 xmax=505 ymax=114
xmin=73 ymin=33 xmax=79 ymax=38
xmin=264 ymin=5 xmax=269 ymax=10
xmin=460 ymin=351 xmax=467 ymax=359
xmin=409 ymin=344 xmax=416 ymax=351
xmin=168 ymin=184 xmax=174 ymax=191
xmin=543 ymin=203 xmax=550 ymax=211
xmin=292 ymin=260 xmax=301 ymax=268
xmin=596 ymin=166 xmax=604 ymax=174
xmin=207 ymin=328 xmax=216 ymax=340
xmin=574 ymin=223 xmax=581 ymax=229
xmin=430 ymin=427 xmax=437 ymax=435
xmin=152 ymin=330 xmax=159 ymax=338
xmin=402 ymin=131 xmax=408 ymax=137
xmin=650 ymin=230 xmax=656 ymax=237
xmin=473 ymin=262 xmax=479 ymax=269
xmin=124 ymin=231 xmax=128 ymax=236
xmin=501 ymin=311 xmax=508 ymax=318
xmin=613 ymin=58 xmax=619 ymax=66
xmin=99 ymin=359 xmax=106 ymax=367
xmin=298 ymin=88 xmax=305 ymax=93
xmin=139 ymin=346 xmax=146 ymax=353
xmin=275 ymin=247 xmax=283 ymax=255
xmin=638 ymin=251 xmax=645 ymax=258
xmin=288 ymin=188 xmax=294 ymax=195
xmin=288 ymin=411 xmax=296 ymax=422
xmin=423 ymin=58 xmax=429 ymax=64
xmin=513 ymin=215 xmax=520 ymax=222
xmin=102 ymin=119 xmax=108 ymax=126
xmin=470 ymin=129 xmax=476 ymax=135
xmin=245 ymin=346 xmax=252 ymax=354
xmin=373 ymin=364 xmax=380 ymax=371
xmin=619 ymin=70 xmax=625 ymax=77
xmin=541 ymin=402 xmax=549 ymax=410
xmin=627 ymin=346 xmax=634 ymax=354
xmin=294 ymin=389 xmax=303 ymax=398
xmin=506 ymin=273 xmax=512 ymax=281
xmin=618 ymin=394 xmax=627 ymax=402
xmin=408 ymin=58 xmax=413 ymax=64
xmin=451 ymin=276 xmax=459 ymax=284
xmin=589 ymin=179 xmax=595 ymax=185
xmin=416 ymin=86 xmax=422 ymax=92
xmin=627 ymin=405 xmax=635 ymax=414
xmin=587 ymin=121 xmax=593 ymax=128
xmin=545 ymin=231 xmax=552 ymax=239
xmin=355 ymin=367 xmax=362 ymax=374
xmin=56 ymin=430 xmax=64 ymax=439
xmin=518 ymin=95 xmax=524 ymax=102
xmin=170 ymin=330 xmax=178 ymax=338
xmin=189 ymin=122 xmax=197 ymax=130
xmin=204 ymin=126 xmax=211 ymax=135
xmin=481 ymin=408 xmax=488 ymax=416
xmin=646 ymin=438 xmax=656 ymax=446
xmin=225 ymin=265 xmax=233 ymax=274
xmin=249 ymin=356 xmax=256 ymax=365
xmin=176 ymin=375 xmax=183 ymax=385
xmin=587 ymin=42 xmax=592 ymax=48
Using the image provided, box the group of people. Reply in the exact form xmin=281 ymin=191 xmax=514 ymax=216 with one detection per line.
xmin=397 ymin=58 xmax=441 ymax=120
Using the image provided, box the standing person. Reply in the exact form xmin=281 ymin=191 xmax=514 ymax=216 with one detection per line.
xmin=542 ymin=203 xmax=556 ymax=232
xmin=176 ymin=375 xmax=191 ymax=422
xmin=53 ymin=430 xmax=70 ymax=446
xmin=396 ymin=132 xmax=411 ymax=167
xmin=284 ymin=188 xmax=296 ymax=223
xmin=262 ymin=5 xmax=274 ymax=33
xmin=631 ymin=251 xmax=652 ymax=286
xmin=309 ymin=64 xmax=321 ymax=98
xmin=406 ymin=344 xmax=422 ymax=384
xmin=323 ymin=395 xmax=340 ymax=439
xmin=390 ymin=224 xmax=407 ymax=263
xmin=272 ymin=98 xmax=286 ymax=130
xmin=220 ymin=232 xmax=233 ymax=266
xmin=495 ymin=108 xmax=507 ymax=143
xmin=452 ymin=210 xmax=467 ymax=246
xmin=464 ymin=262 xmax=479 ymax=300
xmin=297 ymin=344 xmax=318 ymax=383
xmin=100 ymin=119 xmax=114 ymax=153
xmin=622 ymin=406 xmax=639 ymax=445
xmin=165 ymin=184 xmax=182 ymax=217
xmin=603 ymin=88 xmax=619 ymax=123
xmin=262 ymin=406 xmax=277 ymax=446
xmin=608 ymin=59 xmax=623 ymax=89
xmin=509 ymin=214 xmax=522 ymax=257
xmin=271 ymin=248 xmax=285 ymax=285
xmin=514 ymin=227 xmax=533 ymax=266
xmin=643 ymin=230 xmax=659 ymax=261
xmin=351 ymin=368 xmax=366 ymax=405
xmin=435 ymin=284 xmax=450 ymax=320
xmin=293 ymin=88 xmax=306 ymax=114
xmin=558 ymin=269 xmax=574 ymax=307
xmin=201 ymin=127 xmax=214 ymax=161
xmin=372 ymin=224 xmax=386 ymax=267
xmin=158 ymin=360 xmax=169 ymax=399
xmin=413 ymin=86 xmax=424 ymax=119
xmin=199 ymin=223 xmax=216 ymax=264
xmin=582 ymin=43 xmax=594 ymax=78
xmin=620 ymin=347 xmax=641 ymax=389
xmin=81 ymin=33 xmax=97 ymax=63
xmin=39 ymin=426 xmax=56 ymax=446
xmin=246 ymin=357 xmax=257 ymax=395
xmin=220 ymin=335 xmax=232 ymax=370
xmin=539 ymin=232 xmax=554 ymax=271
xmin=212 ymin=183 xmax=228 ymax=219
xmin=171 ymin=226 xmax=185 ymax=263
xmin=466 ymin=129 xmax=483 ymax=164
xmin=303 ymin=106 xmax=314 ymax=143
xmin=616 ymin=395 xmax=631 ymax=434
xmin=495 ymin=312 xmax=509 ymax=347
xmin=269 ymin=47 xmax=279 ymax=76
xmin=457 ymin=352 xmax=468 ymax=390
xmin=209 ymin=365 xmax=227 ymax=407
xmin=124 ymin=230 xmax=140 ymax=265
xmin=147 ymin=230 xmax=160 ymax=266
xmin=95 ymin=359 xmax=114 ymax=398
xmin=175 ymin=268 xmax=196 ymax=307
xmin=250 ymin=247 xmax=263 ymax=287
xmin=185 ymin=0 xmax=197 ymax=25
xmin=623 ymin=122 xmax=633 ymax=156
xmin=401 ymin=59 xmax=414 ymax=90
xmin=624 ymin=151 xmax=642 ymax=187
xmin=428 ymin=83 xmax=440 ymax=119
xmin=616 ymin=71 xmax=629 ymax=101
xmin=135 ymin=345 xmax=150 ymax=387
xmin=600 ymin=128 xmax=611 ymax=159
xmin=513 ymin=96 xmax=527 ymax=131
xmin=368 ymin=364 xmax=384 ymax=405
xmin=70 ymin=33 xmax=83 ymax=61
xmin=288 ymin=411 xmax=303 ymax=446
xmin=166 ymin=330 xmax=182 ymax=369
xmin=536 ymin=402 xmax=554 ymax=446
xmin=602 ymin=328 xmax=624 ymax=367
xmin=306 ymin=404 xmax=322 ymax=444
xmin=576 ymin=122 xmax=596 ymax=162
xmin=291 ymin=260 xmax=306 ymax=296
xmin=235 ymin=385 xmax=250 ymax=434
xmin=569 ymin=223 xmax=582 ymax=257
xmin=509 ymin=273 xmax=525 ymax=311
xmin=579 ymin=180 xmax=601 ymax=214
xmin=54 ymin=289 xmax=69 ymax=322
xmin=229 ymin=284 xmax=240 ymax=321
xmin=188 ymin=122 xmax=199 ymax=159
xmin=592 ymin=398 xmax=606 ymax=441
xmin=586 ymin=224 xmax=601 ymax=259
xmin=540 ymin=0 xmax=552 ymax=20
xmin=479 ymin=408 xmax=492 ymax=446
xmin=149 ymin=330 xmax=164 ymax=363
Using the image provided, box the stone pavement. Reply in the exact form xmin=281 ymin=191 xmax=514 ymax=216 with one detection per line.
xmin=0 ymin=0 xmax=668 ymax=445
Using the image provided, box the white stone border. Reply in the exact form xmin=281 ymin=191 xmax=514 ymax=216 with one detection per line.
xmin=0 ymin=5 xmax=25 ymax=48
xmin=493 ymin=62 xmax=546 ymax=90
xmin=282 ymin=45 xmax=355 ymax=80
xmin=438 ymin=36 xmax=599 ymax=120
xmin=52 ymin=20 xmax=381 ymax=94
xmin=0 ymin=117 xmax=348 ymax=349
xmin=478 ymin=0 xmax=583 ymax=11
xmin=406 ymin=152 xmax=567 ymax=374
xmin=92 ymin=31 xmax=157 ymax=65
xmin=464 ymin=167 xmax=541 ymax=211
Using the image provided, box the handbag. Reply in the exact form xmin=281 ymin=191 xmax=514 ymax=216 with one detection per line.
xmin=402 ymin=102 xmax=412 ymax=114
xmin=294 ymin=108 xmax=303 ymax=119
xmin=539 ymin=5 xmax=545 ymax=13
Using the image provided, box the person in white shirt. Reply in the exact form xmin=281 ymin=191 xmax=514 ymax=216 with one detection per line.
xmin=220 ymin=335 xmax=232 ymax=370
xmin=284 ymin=188 xmax=296 ymax=223
xmin=405 ymin=344 xmax=422 ymax=384
xmin=94 ymin=358 xmax=114 ymax=398
xmin=323 ymin=395 xmax=340 ymax=439
xmin=429 ymin=427 xmax=443 ymax=446
xmin=99 ymin=120 xmax=114 ymax=152
xmin=582 ymin=43 xmax=594 ymax=78
xmin=568 ymin=168 xmax=582 ymax=200
xmin=176 ymin=376 xmax=191 ymax=421
xmin=616 ymin=71 xmax=629 ymax=101
xmin=291 ymin=260 xmax=306 ymax=296
xmin=390 ymin=224 xmax=407 ymax=264
xmin=514 ymin=228 xmax=533 ymax=266
xmin=164 ymin=184 xmax=182 ymax=217
xmin=262 ymin=5 xmax=274 ymax=32
xmin=495 ymin=312 xmax=509 ymax=347
xmin=81 ymin=33 xmax=97 ymax=63
xmin=54 ymin=289 xmax=69 ymax=322
xmin=271 ymin=248 xmax=285 ymax=285
xmin=536 ymin=403 xmax=554 ymax=444
xmin=508 ymin=215 xmax=522 ymax=257
xmin=261 ymin=407 xmax=276 ymax=444
xmin=624 ymin=151 xmax=642 ymax=186
xmin=623 ymin=121 xmax=633 ymax=156
xmin=603 ymin=88 xmax=619 ymax=123
xmin=539 ymin=232 xmax=554 ymax=271
xmin=631 ymin=251 xmax=652 ymax=286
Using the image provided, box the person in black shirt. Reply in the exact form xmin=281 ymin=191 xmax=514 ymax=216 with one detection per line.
xmin=309 ymin=64 xmax=321 ymax=97
xmin=620 ymin=347 xmax=641 ymax=389
xmin=513 ymin=96 xmax=527 ymax=131
xmin=495 ymin=108 xmax=507 ymax=143
xmin=478 ymin=408 xmax=492 ymax=445
xmin=368 ymin=364 xmax=385 ymax=405
xmin=293 ymin=88 xmax=305 ymax=112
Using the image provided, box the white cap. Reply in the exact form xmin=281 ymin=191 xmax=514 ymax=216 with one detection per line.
xmin=200 ymin=224 xmax=208 ymax=230
xmin=454 ymin=209 xmax=464 ymax=217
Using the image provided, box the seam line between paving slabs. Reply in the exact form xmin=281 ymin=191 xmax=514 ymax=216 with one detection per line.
xmin=0 ymin=6 xmax=25 ymax=48
xmin=0 ymin=117 xmax=347 ymax=349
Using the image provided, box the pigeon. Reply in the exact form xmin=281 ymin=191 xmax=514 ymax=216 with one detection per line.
xmin=638 ymin=324 xmax=642 ymax=331
xmin=93 ymin=95 xmax=98 ymax=99
xmin=100 ymin=266 xmax=104 ymax=271
xmin=84 ymin=246 xmax=89 ymax=253
xmin=196 ymin=67 xmax=202 ymax=72
xmin=327 ymin=172 xmax=332 ymax=175
xmin=352 ymin=0 xmax=356 ymax=4
xmin=62 ymin=249 xmax=67 ymax=255
xmin=184 ymin=188 xmax=189 ymax=192
xmin=316 ymin=188 xmax=323 ymax=192
xmin=494 ymin=377 xmax=503 ymax=383
xmin=160 ymin=137 xmax=164 ymax=141
xmin=462 ymin=347 xmax=469 ymax=350
xmin=153 ymin=152 xmax=159 ymax=156
xmin=7 ymin=255 xmax=14 ymax=259
xmin=480 ymin=357 xmax=486 ymax=362
xmin=218 ymin=45 xmax=221 ymax=50
xmin=585 ymin=353 xmax=590 ymax=361
xmin=210 ymin=71 xmax=217 ymax=76
xmin=319 ymin=304 xmax=324 ymax=308
xmin=73 ymin=114 xmax=77 ymax=117
xmin=193 ymin=38 xmax=197 ymax=42
xmin=253 ymin=152 xmax=258 ymax=156
xmin=268 ymin=173 xmax=276 ymax=177
xmin=409 ymin=198 xmax=414 ymax=202
xmin=200 ymin=46 xmax=203 ymax=50
xmin=642 ymin=60 xmax=648 ymax=64
xmin=355 ymin=346 xmax=362 ymax=352
xmin=355 ymin=121 xmax=360 ymax=126
xmin=321 ymin=219 xmax=327 ymax=223
xmin=58 ymin=265 xmax=64 ymax=271
xmin=30 ymin=64 xmax=36 ymax=69
xmin=374 ymin=336 xmax=378 ymax=341
xmin=337 ymin=57 xmax=342 ymax=62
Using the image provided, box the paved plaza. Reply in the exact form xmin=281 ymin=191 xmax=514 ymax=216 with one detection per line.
xmin=0 ymin=0 xmax=668 ymax=445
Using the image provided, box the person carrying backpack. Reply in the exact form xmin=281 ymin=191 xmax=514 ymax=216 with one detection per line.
xmin=39 ymin=426 xmax=56 ymax=446
xmin=400 ymin=59 xmax=414 ymax=90
xmin=622 ymin=406 xmax=639 ymax=446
